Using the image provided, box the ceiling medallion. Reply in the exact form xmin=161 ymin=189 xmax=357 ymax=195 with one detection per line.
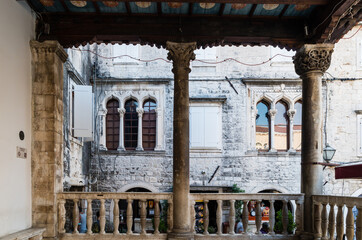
xmin=263 ymin=4 xmax=279 ymax=10
xmin=167 ymin=2 xmax=183 ymax=8
xmin=103 ymin=1 xmax=119 ymax=7
xmin=135 ymin=2 xmax=152 ymax=8
xmin=39 ymin=0 xmax=54 ymax=7
xmin=199 ymin=3 xmax=215 ymax=9
xmin=70 ymin=0 xmax=87 ymax=7
xmin=231 ymin=3 xmax=247 ymax=10
xmin=294 ymin=5 xmax=310 ymax=11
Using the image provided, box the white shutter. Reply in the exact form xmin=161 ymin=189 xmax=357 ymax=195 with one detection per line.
xmin=190 ymin=107 xmax=204 ymax=147
xmin=74 ymin=85 xmax=93 ymax=138
xmin=204 ymin=107 xmax=220 ymax=148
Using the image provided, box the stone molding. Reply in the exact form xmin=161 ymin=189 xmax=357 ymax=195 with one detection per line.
xmin=166 ymin=41 xmax=196 ymax=72
xmin=30 ymin=40 xmax=68 ymax=63
xmin=293 ymin=44 xmax=334 ymax=77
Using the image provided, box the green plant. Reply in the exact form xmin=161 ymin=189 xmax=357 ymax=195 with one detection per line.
xmin=274 ymin=210 xmax=296 ymax=234
xmin=208 ymin=226 xmax=216 ymax=234
xmin=231 ymin=184 xmax=245 ymax=220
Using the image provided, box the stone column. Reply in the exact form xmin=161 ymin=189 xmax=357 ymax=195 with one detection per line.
xmin=136 ymin=108 xmax=144 ymax=151
xmin=293 ymin=44 xmax=334 ymax=235
xmin=287 ymin=109 xmax=296 ymax=152
xmin=166 ymin=41 xmax=196 ymax=240
xmin=251 ymin=108 xmax=257 ymax=150
xmin=154 ymin=107 xmax=163 ymax=151
xmin=30 ymin=40 xmax=68 ymax=238
xmin=268 ymin=109 xmax=277 ymax=152
xmin=99 ymin=108 xmax=107 ymax=150
xmin=117 ymin=108 xmax=125 ymax=151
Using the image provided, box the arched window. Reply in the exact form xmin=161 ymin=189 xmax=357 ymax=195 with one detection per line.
xmin=106 ymin=99 xmax=120 ymax=150
xmin=124 ymin=99 xmax=138 ymax=150
xmin=294 ymin=101 xmax=302 ymax=151
xmin=275 ymin=101 xmax=289 ymax=151
xmin=143 ymin=100 xmax=157 ymax=151
xmin=256 ymin=101 xmax=270 ymax=150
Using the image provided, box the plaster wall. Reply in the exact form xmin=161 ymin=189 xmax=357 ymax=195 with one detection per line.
xmin=0 ymin=0 xmax=34 ymax=237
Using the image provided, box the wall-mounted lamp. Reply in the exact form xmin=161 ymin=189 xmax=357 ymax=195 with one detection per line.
xmin=323 ymin=143 xmax=336 ymax=163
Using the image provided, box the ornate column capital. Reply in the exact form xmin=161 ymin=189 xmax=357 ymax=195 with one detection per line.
xmin=99 ymin=108 xmax=108 ymax=116
xmin=30 ymin=40 xmax=68 ymax=63
xmin=166 ymin=41 xmax=196 ymax=73
xmin=136 ymin=108 xmax=144 ymax=117
xmin=287 ymin=109 xmax=296 ymax=120
xmin=118 ymin=108 xmax=126 ymax=116
xmin=293 ymin=44 xmax=334 ymax=77
xmin=268 ymin=109 xmax=277 ymax=118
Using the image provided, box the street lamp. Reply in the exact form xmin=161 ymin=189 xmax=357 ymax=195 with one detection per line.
xmin=323 ymin=143 xmax=336 ymax=163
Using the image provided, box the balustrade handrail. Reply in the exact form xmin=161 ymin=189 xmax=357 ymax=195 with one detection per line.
xmin=57 ymin=192 xmax=173 ymax=200
xmin=312 ymin=194 xmax=362 ymax=207
xmin=190 ymin=193 xmax=305 ymax=202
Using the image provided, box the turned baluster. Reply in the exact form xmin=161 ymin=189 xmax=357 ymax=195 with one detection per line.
xmin=86 ymin=199 xmax=93 ymax=234
xmin=154 ymin=199 xmax=160 ymax=234
xmin=296 ymin=200 xmax=304 ymax=235
xmin=100 ymin=199 xmax=106 ymax=234
xmin=190 ymin=200 xmax=196 ymax=234
xmin=269 ymin=200 xmax=275 ymax=235
xmin=216 ymin=200 xmax=222 ymax=235
xmin=242 ymin=201 xmax=249 ymax=233
xmin=58 ymin=199 xmax=66 ymax=234
xmin=126 ymin=198 xmax=133 ymax=235
xmin=282 ymin=200 xmax=289 ymax=235
xmin=167 ymin=200 xmax=173 ymax=233
xmin=113 ymin=199 xmax=120 ymax=234
xmin=321 ymin=202 xmax=328 ymax=239
xmin=356 ymin=206 xmax=362 ymax=240
xmin=229 ymin=200 xmax=235 ymax=234
xmin=328 ymin=203 xmax=336 ymax=240
xmin=314 ymin=202 xmax=322 ymax=239
xmin=140 ymin=200 xmax=147 ymax=235
xmin=255 ymin=200 xmax=262 ymax=234
xmin=203 ymin=200 xmax=210 ymax=235
xmin=336 ymin=204 xmax=344 ymax=240
xmin=346 ymin=204 xmax=354 ymax=240
xmin=73 ymin=199 xmax=79 ymax=234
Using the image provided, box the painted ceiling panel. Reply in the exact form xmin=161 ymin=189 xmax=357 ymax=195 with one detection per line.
xmin=161 ymin=2 xmax=189 ymax=14
xmin=253 ymin=4 xmax=285 ymax=16
xmin=223 ymin=4 xmax=252 ymax=15
xmin=193 ymin=3 xmax=221 ymax=15
xmin=64 ymin=1 xmax=96 ymax=12
xmin=283 ymin=4 xmax=316 ymax=17
xmin=97 ymin=1 xmax=128 ymax=13
xmin=129 ymin=2 xmax=157 ymax=13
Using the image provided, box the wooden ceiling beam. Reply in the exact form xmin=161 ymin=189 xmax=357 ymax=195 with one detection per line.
xmin=248 ymin=4 xmax=256 ymax=17
xmin=52 ymin=0 xmax=329 ymax=5
xmin=219 ymin=3 xmax=225 ymax=16
xmin=38 ymin=13 xmax=306 ymax=49
xmin=279 ymin=4 xmax=289 ymax=18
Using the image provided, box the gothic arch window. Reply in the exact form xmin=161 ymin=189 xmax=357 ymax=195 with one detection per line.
xmin=143 ymin=99 xmax=157 ymax=151
xmin=124 ymin=99 xmax=138 ymax=150
xmin=106 ymin=99 xmax=120 ymax=150
xmin=294 ymin=101 xmax=302 ymax=151
xmin=275 ymin=100 xmax=289 ymax=151
xmin=256 ymin=101 xmax=270 ymax=151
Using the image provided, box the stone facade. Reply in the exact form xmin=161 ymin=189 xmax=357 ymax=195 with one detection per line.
xmin=64 ymin=25 xmax=362 ymax=199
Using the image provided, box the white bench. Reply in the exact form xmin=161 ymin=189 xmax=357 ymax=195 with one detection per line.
xmin=0 ymin=228 xmax=45 ymax=240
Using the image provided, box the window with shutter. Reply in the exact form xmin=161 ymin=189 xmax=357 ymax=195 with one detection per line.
xmin=190 ymin=104 xmax=221 ymax=149
xmin=106 ymin=99 xmax=120 ymax=150
xmin=142 ymin=100 xmax=157 ymax=151
xmin=124 ymin=99 xmax=138 ymax=150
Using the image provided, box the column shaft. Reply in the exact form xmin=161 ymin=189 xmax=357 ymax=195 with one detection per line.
xmin=136 ymin=108 xmax=144 ymax=151
xmin=293 ymin=44 xmax=334 ymax=235
xmin=118 ymin=108 xmax=125 ymax=151
xmin=166 ymin=41 xmax=196 ymax=240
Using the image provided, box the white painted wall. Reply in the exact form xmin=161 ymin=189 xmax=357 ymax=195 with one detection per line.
xmin=0 ymin=0 xmax=34 ymax=237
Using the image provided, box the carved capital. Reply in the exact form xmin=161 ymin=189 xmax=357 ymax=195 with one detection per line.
xmin=287 ymin=109 xmax=296 ymax=119
xmin=268 ymin=109 xmax=277 ymax=118
xmin=136 ymin=108 xmax=144 ymax=117
xmin=99 ymin=108 xmax=108 ymax=116
xmin=30 ymin=40 xmax=68 ymax=63
xmin=118 ymin=107 xmax=126 ymax=116
xmin=293 ymin=44 xmax=334 ymax=77
xmin=166 ymin=41 xmax=196 ymax=72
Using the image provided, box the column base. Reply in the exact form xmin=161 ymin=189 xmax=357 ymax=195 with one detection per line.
xmin=136 ymin=146 xmax=144 ymax=151
xmin=99 ymin=145 xmax=107 ymax=151
xmin=117 ymin=146 xmax=125 ymax=151
xmin=168 ymin=232 xmax=194 ymax=240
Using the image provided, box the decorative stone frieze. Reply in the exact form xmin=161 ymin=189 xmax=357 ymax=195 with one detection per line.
xmin=293 ymin=44 xmax=334 ymax=77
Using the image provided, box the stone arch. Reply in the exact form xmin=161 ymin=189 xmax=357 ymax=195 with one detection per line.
xmin=141 ymin=94 xmax=158 ymax=108
xmin=102 ymin=93 xmax=121 ymax=109
xmin=250 ymin=185 xmax=290 ymax=194
xmin=274 ymin=95 xmax=292 ymax=110
xmin=122 ymin=94 xmax=140 ymax=107
xmin=118 ymin=182 xmax=159 ymax=193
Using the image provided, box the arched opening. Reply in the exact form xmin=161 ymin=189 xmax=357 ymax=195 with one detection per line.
xmin=275 ymin=101 xmax=289 ymax=151
xmin=124 ymin=99 xmax=139 ymax=150
xmin=106 ymin=99 xmax=120 ymax=150
xmin=143 ymin=99 xmax=157 ymax=151
xmin=294 ymin=100 xmax=302 ymax=151
xmin=256 ymin=101 xmax=270 ymax=151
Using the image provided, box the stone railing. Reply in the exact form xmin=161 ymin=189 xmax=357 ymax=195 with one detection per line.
xmin=57 ymin=192 xmax=172 ymax=239
xmin=57 ymin=192 xmax=304 ymax=239
xmin=312 ymin=195 xmax=362 ymax=240
xmin=190 ymin=193 xmax=304 ymax=239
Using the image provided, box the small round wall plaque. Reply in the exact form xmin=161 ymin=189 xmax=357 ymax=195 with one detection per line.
xmin=19 ymin=131 xmax=25 ymax=141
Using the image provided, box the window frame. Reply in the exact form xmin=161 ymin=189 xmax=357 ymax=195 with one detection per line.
xmin=124 ymin=99 xmax=139 ymax=150
xmin=106 ymin=99 xmax=120 ymax=150
xmin=274 ymin=100 xmax=290 ymax=151
xmin=255 ymin=100 xmax=271 ymax=151
xmin=189 ymin=102 xmax=222 ymax=150
xmin=142 ymin=99 xmax=157 ymax=151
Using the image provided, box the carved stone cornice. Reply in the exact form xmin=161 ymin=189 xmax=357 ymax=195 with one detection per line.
xmin=293 ymin=44 xmax=334 ymax=77
xmin=30 ymin=40 xmax=68 ymax=63
xmin=166 ymin=41 xmax=196 ymax=73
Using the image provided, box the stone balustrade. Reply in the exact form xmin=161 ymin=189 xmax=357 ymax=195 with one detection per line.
xmin=312 ymin=195 xmax=362 ymax=240
xmin=57 ymin=192 xmax=306 ymax=239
